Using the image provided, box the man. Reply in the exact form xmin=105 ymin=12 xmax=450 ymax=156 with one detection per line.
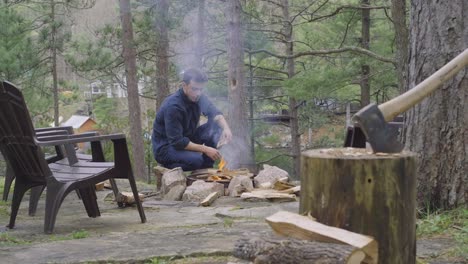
xmin=152 ymin=68 xmax=232 ymax=171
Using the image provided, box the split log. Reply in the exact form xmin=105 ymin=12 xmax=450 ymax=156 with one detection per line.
xmin=115 ymin=191 xmax=144 ymax=205
xmin=95 ymin=182 xmax=105 ymax=191
xmin=234 ymin=236 xmax=365 ymax=264
xmin=240 ymin=189 xmax=296 ymax=202
xmin=273 ymin=180 xmax=295 ymax=190
xmin=277 ymin=185 xmax=300 ymax=194
xmin=199 ymin=192 xmax=219 ymax=207
xmin=300 ymin=148 xmax=417 ymax=264
xmin=266 ymin=211 xmax=377 ymax=263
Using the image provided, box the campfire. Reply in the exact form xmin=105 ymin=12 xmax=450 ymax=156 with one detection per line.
xmin=188 ymin=157 xmax=254 ymax=186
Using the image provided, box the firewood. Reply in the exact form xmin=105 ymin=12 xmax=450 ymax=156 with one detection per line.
xmin=273 ymin=180 xmax=295 ymax=190
xmin=234 ymin=236 xmax=365 ymax=264
xmin=199 ymin=192 xmax=219 ymax=207
xmin=266 ymin=211 xmax=378 ymax=263
xmin=240 ymin=189 xmax=296 ymax=202
xmin=95 ymin=182 xmax=105 ymax=191
xmin=115 ymin=191 xmax=145 ymax=205
xmin=277 ymin=185 xmax=300 ymax=194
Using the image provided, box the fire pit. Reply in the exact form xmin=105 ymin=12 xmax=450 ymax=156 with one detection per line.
xmin=187 ymin=158 xmax=254 ymax=187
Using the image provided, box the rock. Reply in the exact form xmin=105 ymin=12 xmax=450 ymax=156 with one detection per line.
xmin=227 ymin=176 xmax=254 ymax=197
xmin=253 ymin=164 xmax=289 ymax=188
xmin=161 ymin=167 xmax=186 ymax=201
xmin=154 ymin=165 xmax=170 ymax=191
xmin=183 ymin=180 xmax=224 ymax=202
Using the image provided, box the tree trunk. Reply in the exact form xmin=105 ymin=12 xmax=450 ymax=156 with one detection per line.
xmin=194 ymin=0 xmax=205 ymax=68
xmin=154 ymin=0 xmax=169 ymax=111
xmin=225 ymin=0 xmax=253 ymax=169
xmin=119 ymin=0 xmax=146 ymax=181
xmin=390 ymin=0 xmax=409 ymax=94
xmin=281 ymin=0 xmax=300 ymax=179
xmin=248 ymin=53 xmax=255 ymax=166
xmin=50 ymin=0 xmax=59 ymax=126
xmin=300 ymin=148 xmax=417 ymax=264
xmin=405 ymin=0 xmax=467 ymax=209
xmin=360 ymin=0 xmax=370 ymax=107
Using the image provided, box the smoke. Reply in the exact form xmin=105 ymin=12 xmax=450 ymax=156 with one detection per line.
xmin=218 ymin=135 xmax=251 ymax=170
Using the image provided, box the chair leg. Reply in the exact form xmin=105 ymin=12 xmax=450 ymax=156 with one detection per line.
xmin=127 ymin=176 xmax=146 ymax=223
xmin=3 ymin=164 xmax=14 ymax=201
xmin=78 ymin=186 xmax=100 ymax=218
xmin=7 ymin=179 xmax=32 ymax=229
xmin=28 ymin=185 xmax=45 ymax=216
xmin=108 ymin=178 xmax=124 ymax=208
xmin=44 ymin=181 xmax=72 ymax=234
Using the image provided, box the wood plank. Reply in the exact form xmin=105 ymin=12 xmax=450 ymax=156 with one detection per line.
xmin=240 ymin=189 xmax=297 ymax=202
xmin=199 ymin=192 xmax=219 ymax=207
xmin=266 ymin=211 xmax=378 ymax=263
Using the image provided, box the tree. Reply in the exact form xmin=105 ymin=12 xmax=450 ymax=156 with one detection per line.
xmin=153 ymin=0 xmax=170 ymax=111
xmin=280 ymin=0 xmax=301 ymax=179
xmin=119 ymin=0 xmax=146 ymax=181
xmin=360 ymin=0 xmax=370 ymax=107
xmin=390 ymin=0 xmax=408 ymax=94
xmin=225 ymin=0 xmax=253 ymax=169
xmin=194 ymin=0 xmax=205 ymax=68
xmin=405 ymin=0 xmax=467 ymax=209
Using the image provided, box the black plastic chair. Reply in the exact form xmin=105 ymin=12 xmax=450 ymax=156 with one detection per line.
xmin=0 ymin=81 xmax=146 ymax=233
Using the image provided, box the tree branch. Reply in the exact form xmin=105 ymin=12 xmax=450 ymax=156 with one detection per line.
xmin=249 ymin=46 xmax=396 ymax=65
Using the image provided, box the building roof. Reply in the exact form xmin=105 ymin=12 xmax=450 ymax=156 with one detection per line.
xmin=61 ymin=115 xmax=94 ymax=129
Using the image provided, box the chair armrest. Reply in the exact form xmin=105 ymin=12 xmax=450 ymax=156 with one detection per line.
xmin=36 ymin=131 xmax=98 ymax=141
xmin=34 ymin=126 xmax=74 ymax=134
xmin=36 ymin=130 xmax=70 ymax=138
xmin=36 ymin=133 xmax=126 ymax=146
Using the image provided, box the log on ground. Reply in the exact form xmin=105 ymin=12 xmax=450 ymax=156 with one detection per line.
xmin=233 ymin=236 xmax=365 ymax=264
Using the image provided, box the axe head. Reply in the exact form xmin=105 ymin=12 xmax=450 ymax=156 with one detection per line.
xmin=351 ymin=103 xmax=404 ymax=153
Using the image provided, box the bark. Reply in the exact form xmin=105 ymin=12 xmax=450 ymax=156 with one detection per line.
xmin=390 ymin=0 xmax=409 ymax=94
xmin=300 ymin=148 xmax=417 ymax=264
xmin=360 ymin=0 xmax=370 ymax=107
xmin=234 ymin=236 xmax=365 ymax=264
xmin=119 ymin=0 xmax=146 ymax=181
xmin=281 ymin=0 xmax=300 ymax=179
xmin=405 ymin=0 xmax=467 ymax=209
xmin=225 ymin=0 xmax=253 ymax=169
xmin=154 ymin=0 xmax=169 ymax=111
xmin=194 ymin=0 xmax=205 ymax=68
xmin=248 ymin=53 xmax=255 ymax=164
xmin=50 ymin=0 xmax=59 ymax=126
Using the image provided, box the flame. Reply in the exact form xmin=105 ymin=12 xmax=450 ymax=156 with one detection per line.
xmin=219 ymin=157 xmax=227 ymax=171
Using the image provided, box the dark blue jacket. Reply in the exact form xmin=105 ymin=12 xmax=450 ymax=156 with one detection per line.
xmin=152 ymin=88 xmax=222 ymax=159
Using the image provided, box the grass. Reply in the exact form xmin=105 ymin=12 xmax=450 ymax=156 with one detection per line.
xmin=417 ymin=206 xmax=468 ymax=259
xmin=0 ymin=233 xmax=30 ymax=246
xmin=71 ymin=229 xmax=89 ymax=239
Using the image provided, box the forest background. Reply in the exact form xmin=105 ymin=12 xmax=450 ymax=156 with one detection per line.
xmin=0 ymin=0 xmax=466 ymax=215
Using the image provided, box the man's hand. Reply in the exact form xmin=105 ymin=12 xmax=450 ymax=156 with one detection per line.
xmin=203 ymin=146 xmax=222 ymax=161
xmin=214 ymin=115 xmax=233 ymax=147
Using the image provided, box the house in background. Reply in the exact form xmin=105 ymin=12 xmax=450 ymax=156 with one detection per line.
xmin=61 ymin=115 xmax=97 ymax=150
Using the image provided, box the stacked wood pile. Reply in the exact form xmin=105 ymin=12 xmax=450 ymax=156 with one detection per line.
xmin=187 ymin=164 xmax=300 ymax=204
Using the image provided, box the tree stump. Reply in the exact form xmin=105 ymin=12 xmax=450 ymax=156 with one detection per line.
xmin=300 ymin=148 xmax=417 ymax=264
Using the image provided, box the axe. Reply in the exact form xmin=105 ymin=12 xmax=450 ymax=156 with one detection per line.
xmin=345 ymin=48 xmax=468 ymax=153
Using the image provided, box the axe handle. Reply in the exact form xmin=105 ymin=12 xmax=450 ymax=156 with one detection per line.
xmin=379 ymin=48 xmax=468 ymax=122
